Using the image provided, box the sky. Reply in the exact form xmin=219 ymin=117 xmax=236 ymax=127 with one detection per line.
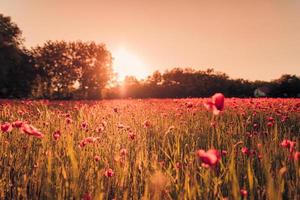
xmin=1 ymin=0 xmax=300 ymax=81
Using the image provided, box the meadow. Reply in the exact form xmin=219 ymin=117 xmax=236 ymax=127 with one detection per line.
xmin=0 ymin=97 xmax=299 ymax=200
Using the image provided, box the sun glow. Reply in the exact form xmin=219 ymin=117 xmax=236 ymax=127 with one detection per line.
xmin=113 ymin=47 xmax=149 ymax=82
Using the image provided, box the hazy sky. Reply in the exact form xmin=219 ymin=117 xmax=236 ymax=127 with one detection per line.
xmin=1 ymin=0 xmax=300 ymax=81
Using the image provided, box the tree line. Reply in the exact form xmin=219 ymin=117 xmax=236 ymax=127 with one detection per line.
xmin=103 ymin=69 xmax=300 ymax=99
xmin=1 ymin=13 xmax=299 ymax=99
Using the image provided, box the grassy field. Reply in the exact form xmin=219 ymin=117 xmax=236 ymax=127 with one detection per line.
xmin=0 ymin=98 xmax=299 ymax=200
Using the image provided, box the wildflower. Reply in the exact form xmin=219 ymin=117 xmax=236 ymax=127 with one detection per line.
xmin=241 ymin=147 xmax=249 ymax=155
xmin=1 ymin=122 xmax=13 ymax=133
xmin=267 ymin=122 xmax=273 ymax=127
xmin=253 ymin=123 xmax=258 ymax=129
xmin=20 ymin=123 xmax=44 ymax=138
xmin=240 ymin=189 xmax=248 ymax=196
xmin=204 ymin=93 xmax=225 ymax=115
xmin=104 ymin=168 xmax=114 ymax=177
xmin=120 ymin=148 xmax=127 ymax=157
xmin=221 ymin=150 xmax=228 ymax=156
xmin=143 ymin=120 xmax=151 ymax=128
xmin=95 ymin=126 xmax=105 ymax=133
xmin=197 ymin=149 xmax=221 ymax=168
xmin=175 ymin=162 xmax=182 ymax=169
xmin=267 ymin=116 xmax=274 ymax=122
xmin=280 ymin=139 xmax=296 ymax=152
xmin=81 ymin=122 xmax=88 ymax=129
xmin=280 ymin=139 xmax=290 ymax=148
xmin=94 ymin=155 xmax=100 ymax=162
xmin=53 ymin=130 xmax=61 ymax=140
xmin=43 ymin=122 xmax=49 ymax=127
xmin=66 ymin=117 xmax=72 ymax=124
xmin=212 ymin=93 xmax=225 ymax=110
xmin=210 ymin=121 xmax=216 ymax=127
xmin=186 ymin=102 xmax=193 ymax=108
xmin=12 ymin=120 xmax=23 ymax=128
xmin=17 ymin=110 xmax=25 ymax=115
xmin=241 ymin=147 xmax=256 ymax=157
xmin=281 ymin=116 xmax=288 ymax=123
xmin=128 ymin=131 xmax=136 ymax=140
xmin=117 ymin=123 xmax=125 ymax=129
xmin=79 ymin=137 xmax=100 ymax=148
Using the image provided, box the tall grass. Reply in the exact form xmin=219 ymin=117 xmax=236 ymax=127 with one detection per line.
xmin=0 ymin=98 xmax=299 ymax=199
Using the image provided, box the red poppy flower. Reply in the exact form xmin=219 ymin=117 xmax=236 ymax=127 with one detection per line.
xmin=204 ymin=93 xmax=225 ymax=115
xmin=104 ymin=168 xmax=114 ymax=177
xmin=1 ymin=122 xmax=13 ymax=133
xmin=197 ymin=149 xmax=221 ymax=168
xmin=20 ymin=124 xmax=44 ymax=138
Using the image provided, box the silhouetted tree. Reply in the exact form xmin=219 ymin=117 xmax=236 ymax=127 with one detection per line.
xmin=76 ymin=42 xmax=113 ymax=99
xmin=106 ymin=67 xmax=300 ymax=99
xmin=0 ymin=13 xmax=34 ymax=98
xmin=32 ymin=41 xmax=79 ymax=98
xmin=270 ymin=74 xmax=300 ymax=97
xmin=32 ymin=41 xmax=113 ymax=99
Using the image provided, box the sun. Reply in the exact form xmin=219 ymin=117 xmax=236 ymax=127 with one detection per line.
xmin=112 ymin=47 xmax=149 ymax=82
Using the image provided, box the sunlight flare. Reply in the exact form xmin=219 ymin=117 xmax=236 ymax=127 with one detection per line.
xmin=113 ymin=47 xmax=149 ymax=81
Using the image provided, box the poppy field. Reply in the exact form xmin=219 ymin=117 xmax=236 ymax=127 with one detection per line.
xmin=0 ymin=96 xmax=299 ymax=200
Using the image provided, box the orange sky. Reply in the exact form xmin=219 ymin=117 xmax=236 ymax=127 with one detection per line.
xmin=1 ymin=0 xmax=300 ymax=81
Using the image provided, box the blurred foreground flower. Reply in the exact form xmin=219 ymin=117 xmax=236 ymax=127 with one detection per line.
xmin=197 ymin=149 xmax=221 ymax=168
xmin=12 ymin=120 xmax=23 ymax=128
xmin=204 ymin=93 xmax=225 ymax=115
xmin=20 ymin=123 xmax=44 ymax=138
xmin=1 ymin=122 xmax=13 ymax=133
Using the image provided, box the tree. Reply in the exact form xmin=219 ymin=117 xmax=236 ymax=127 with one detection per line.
xmin=76 ymin=42 xmax=113 ymax=99
xmin=32 ymin=41 xmax=77 ymax=98
xmin=271 ymin=74 xmax=300 ymax=97
xmin=32 ymin=41 xmax=113 ymax=99
xmin=0 ymin=13 xmax=34 ymax=98
xmin=0 ymin=14 xmax=23 ymax=47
